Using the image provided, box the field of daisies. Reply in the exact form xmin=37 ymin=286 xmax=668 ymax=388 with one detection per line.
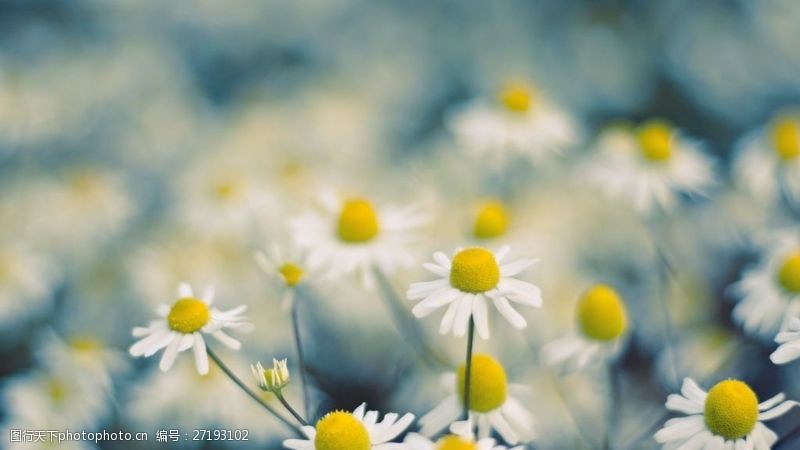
xmin=5 ymin=1 xmax=800 ymax=450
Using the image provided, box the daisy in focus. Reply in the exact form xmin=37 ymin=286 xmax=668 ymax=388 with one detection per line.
xmin=542 ymin=284 xmax=629 ymax=370
xmin=419 ymin=354 xmax=535 ymax=445
xmin=730 ymin=231 xmax=800 ymax=338
xmin=447 ymin=81 xmax=579 ymax=165
xmin=129 ymin=282 xmax=252 ymax=375
xmin=283 ymin=403 xmax=414 ymax=450
xmin=584 ymin=120 xmax=714 ymax=215
xmin=290 ymin=191 xmax=425 ymax=289
xmin=770 ymin=318 xmax=800 ymax=365
xmin=654 ymin=378 xmax=798 ymax=449
xmin=405 ymin=419 xmax=524 ymax=450
xmin=407 ymin=246 xmax=542 ymax=339
xmin=732 ymin=111 xmax=800 ymax=206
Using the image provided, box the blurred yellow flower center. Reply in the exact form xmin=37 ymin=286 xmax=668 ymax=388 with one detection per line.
xmin=473 ymin=201 xmax=509 ymax=239
xmin=279 ymin=263 xmax=304 ymax=287
xmin=314 ymin=411 xmax=370 ymax=450
xmin=48 ymin=379 xmax=66 ymax=403
xmin=577 ymin=284 xmax=628 ymax=341
xmin=704 ymin=380 xmax=758 ymax=440
xmin=777 ymin=252 xmax=800 ymax=294
xmin=636 ymin=121 xmax=673 ymax=162
xmin=69 ymin=338 xmax=101 ymax=351
xmin=213 ymin=179 xmax=243 ymax=200
xmin=772 ymin=116 xmax=800 ymax=161
xmin=457 ymin=353 xmax=507 ymax=413
xmin=437 ymin=435 xmax=477 ymax=450
xmin=499 ymin=84 xmax=534 ymax=113
xmin=167 ymin=298 xmax=210 ymax=334
xmin=337 ymin=199 xmax=380 ymax=243
xmin=450 ymin=248 xmax=500 ymax=293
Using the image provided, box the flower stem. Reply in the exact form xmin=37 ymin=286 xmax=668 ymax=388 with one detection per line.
xmin=604 ymin=360 xmax=621 ymax=450
xmin=274 ymin=389 xmax=309 ymax=426
xmin=206 ymin=347 xmax=301 ymax=434
xmin=289 ymin=289 xmax=311 ymax=419
xmin=462 ymin=318 xmax=475 ymax=420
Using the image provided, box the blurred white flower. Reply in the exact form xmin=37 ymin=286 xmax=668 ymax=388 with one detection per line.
xmin=407 ymin=246 xmax=542 ymax=339
xmin=542 ymin=284 xmax=628 ymax=371
xmin=283 ymin=403 xmax=414 ymax=450
xmin=0 ymin=244 xmax=60 ymax=335
xmin=771 ymin=318 xmax=800 ymax=365
xmin=419 ymin=354 xmax=535 ymax=445
xmin=447 ymin=82 xmax=578 ymax=166
xmin=654 ymin=378 xmax=797 ymax=449
xmin=129 ymin=282 xmax=251 ymax=375
xmin=290 ymin=191 xmax=426 ymax=289
xmin=732 ymin=111 xmax=800 ymax=206
xmin=35 ymin=331 xmax=128 ymax=393
xmin=254 ymin=243 xmax=309 ymax=291
xmin=405 ymin=418 xmax=523 ymax=450
xmin=583 ymin=120 xmax=714 ymax=215
xmin=731 ymin=231 xmax=800 ymax=339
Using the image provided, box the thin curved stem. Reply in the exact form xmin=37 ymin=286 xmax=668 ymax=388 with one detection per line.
xmin=462 ymin=319 xmax=475 ymax=420
xmin=206 ymin=347 xmax=302 ymax=434
xmin=289 ymin=289 xmax=311 ymax=419
xmin=274 ymin=390 xmax=309 ymax=426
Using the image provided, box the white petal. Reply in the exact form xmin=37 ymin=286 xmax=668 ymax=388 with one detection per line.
xmin=472 ymin=295 xmax=490 ymax=339
xmin=212 ymin=330 xmax=241 ymax=350
xmin=758 ymin=400 xmax=799 ymax=421
xmin=192 ymin=333 xmax=209 ymax=375
xmin=453 ymin=297 xmax=474 ymax=337
xmin=499 ymin=258 xmax=537 ymax=277
xmin=159 ymin=337 xmax=183 ymax=372
xmin=177 ymin=282 xmax=193 ymax=298
xmin=491 ymin=296 xmax=527 ymax=329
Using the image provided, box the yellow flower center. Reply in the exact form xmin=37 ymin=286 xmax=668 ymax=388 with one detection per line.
xmin=457 ymin=353 xmax=508 ymax=413
xmin=636 ymin=120 xmax=673 ymax=162
xmin=279 ymin=263 xmax=304 ymax=287
xmin=499 ymin=84 xmax=534 ymax=113
xmin=167 ymin=298 xmax=211 ymax=334
xmin=577 ymin=284 xmax=628 ymax=341
xmin=48 ymin=379 xmax=66 ymax=403
xmin=449 ymin=248 xmax=500 ymax=293
xmin=337 ymin=199 xmax=380 ymax=243
xmin=771 ymin=115 xmax=800 ymax=161
xmin=314 ymin=411 xmax=370 ymax=450
xmin=704 ymin=380 xmax=759 ymax=440
xmin=213 ymin=178 xmax=243 ymax=200
xmin=437 ymin=435 xmax=477 ymax=450
xmin=777 ymin=252 xmax=800 ymax=294
xmin=69 ymin=338 xmax=101 ymax=352
xmin=473 ymin=201 xmax=509 ymax=239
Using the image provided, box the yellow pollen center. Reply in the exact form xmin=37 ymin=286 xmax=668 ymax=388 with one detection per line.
xmin=449 ymin=248 xmax=500 ymax=293
xmin=473 ymin=201 xmax=509 ymax=239
xmin=577 ymin=284 xmax=628 ymax=341
xmin=314 ymin=411 xmax=370 ymax=450
xmin=704 ymin=380 xmax=759 ymax=440
xmin=777 ymin=252 xmax=800 ymax=294
xmin=499 ymin=84 xmax=534 ymax=113
xmin=457 ymin=353 xmax=508 ymax=413
xmin=771 ymin=116 xmax=800 ymax=161
xmin=636 ymin=121 xmax=673 ymax=162
xmin=337 ymin=199 xmax=380 ymax=243
xmin=279 ymin=263 xmax=304 ymax=287
xmin=167 ymin=298 xmax=211 ymax=334
xmin=437 ymin=435 xmax=478 ymax=450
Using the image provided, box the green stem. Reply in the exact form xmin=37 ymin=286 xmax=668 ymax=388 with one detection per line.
xmin=462 ymin=318 xmax=475 ymax=420
xmin=206 ymin=347 xmax=301 ymax=434
xmin=274 ymin=390 xmax=309 ymax=426
xmin=289 ymin=290 xmax=311 ymax=419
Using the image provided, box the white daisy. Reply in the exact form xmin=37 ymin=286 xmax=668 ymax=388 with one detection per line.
xmin=732 ymin=111 xmax=800 ymax=206
xmin=542 ymin=284 xmax=629 ymax=370
xmin=290 ymin=191 xmax=425 ymax=289
xmin=730 ymin=231 xmax=800 ymax=339
xmin=129 ymin=282 xmax=252 ymax=375
xmin=254 ymin=243 xmax=308 ymax=290
xmin=405 ymin=418 xmax=523 ymax=450
xmin=0 ymin=243 xmax=60 ymax=335
xmin=584 ymin=120 xmax=714 ymax=215
xmin=771 ymin=318 xmax=800 ymax=365
xmin=419 ymin=354 xmax=535 ymax=445
xmin=654 ymin=378 xmax=798 ymax=450
xmin=447 ymin=82 xmax=579 ymax=165
xmin=283 ymin=403 xmax=414 ymax=450
xmin=407 ymin=246 xmax=542 ymax=339
xmin=35 ymin=331 xmax=128 ymax=393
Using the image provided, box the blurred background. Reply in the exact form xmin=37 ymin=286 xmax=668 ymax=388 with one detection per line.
xmin=3 ymin=0 xmax=800 ymax=449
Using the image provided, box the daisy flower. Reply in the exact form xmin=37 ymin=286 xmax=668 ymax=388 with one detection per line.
xmin=584 ymin=120 xmax=714 ymax=215
xmin=283 ymin=403 xmax=414 ymax=450
xmin=407 ymin=246 xmax=542 ymax=339
xmin=732 ymin=111 xmax=800 ymax=205
xmin=730 ymin=231 xmax=800 ymax=338
xmin=404 ymin=419 xmax=524 ymax=450
xmin=0 ymin=243 xmax=60 ymax=334
xmin=290 ymin=191 xmax=425 ymax=289
xmin=542 ymin=284 xmax=629 ymax=370
xmin=129 ymin=282 xmax=251 ymax=375
xmin=447 ymin=82 xmax=579 ymax=165
xmin=654 ymin=378 xmax=798 ymax=449
xmin=771 ymin=318 xmax=800 ymax=364
xmin=419 ymin=354 xmax=535 ymax=445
